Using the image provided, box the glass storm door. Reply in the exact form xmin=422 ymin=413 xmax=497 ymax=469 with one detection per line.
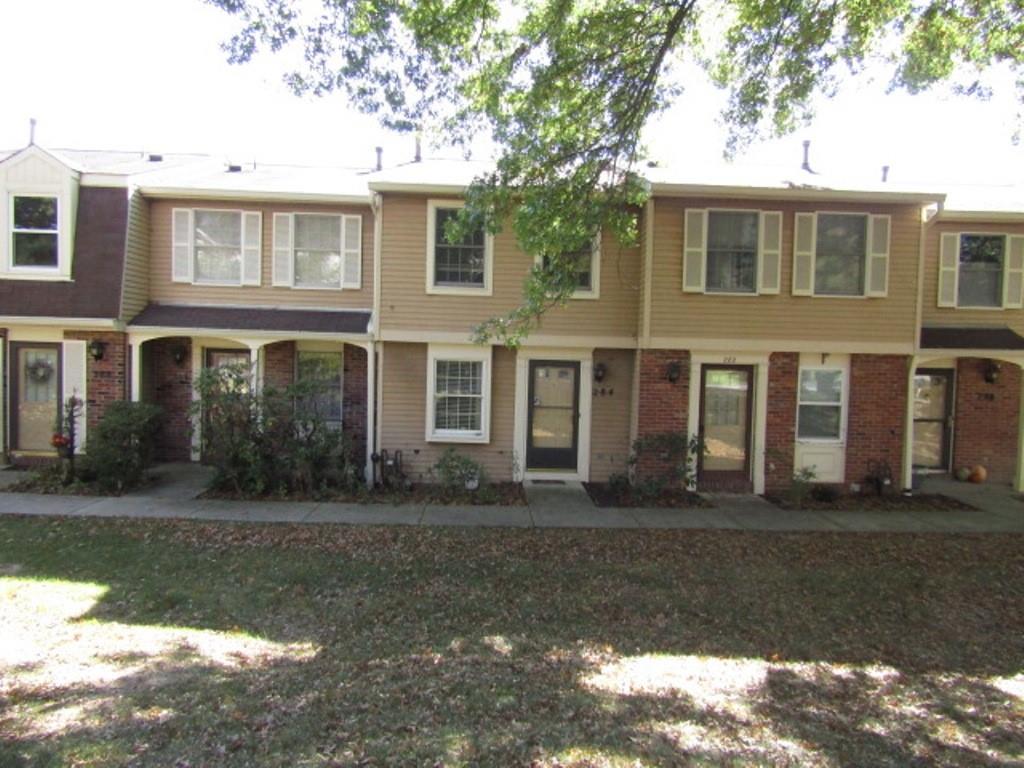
xmin=14 ymin=345 xmax=61 ymax=452
xmin=913 ymin=369 xmax=954 ymax=470
xmin=699 ymin=365 xmax=754 ymax=491
xmin=526 ymin=361 xmax=580 ymax=471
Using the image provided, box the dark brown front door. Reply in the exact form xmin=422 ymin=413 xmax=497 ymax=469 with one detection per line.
xmin=698 ymin=365 xmax=754 ymax=491
xmin=913 ymin=369 xmax=954 ymax=470
xmin=526 ymin=360 xmax=580 ymax=471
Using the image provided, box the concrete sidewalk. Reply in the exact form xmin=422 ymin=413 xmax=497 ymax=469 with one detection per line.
xmin=1 ymin=484 xmax=1022 ymax=532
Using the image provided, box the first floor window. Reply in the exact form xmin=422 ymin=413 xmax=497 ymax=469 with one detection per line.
xmin=814 ymin=213 xmax=866 ymax=296
xmin=706 ymin=211 xmax=758 ymax=293
xmin=12 ymin=195 xmax=59 ymax=268
xmin=294 ymin=214 xmax=342 ymax=289
xmin=432 ymin=205 xmax=486 ymax=288
xmin=434 ymin=360 xmax=483 ymax=433
xmin=297 ymin=350 xmax=343 ymax=425
xmin=958 ymin=234 xmax=1005 ymax=308
xmin=797 ymin=368 xmax=844 ymax=440
xmin=194 ymin=210 xmax=242 ymax=283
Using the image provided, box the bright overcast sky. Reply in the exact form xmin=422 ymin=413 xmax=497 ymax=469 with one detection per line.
xmin=2 ymin=0 xmax=1022 ymax=186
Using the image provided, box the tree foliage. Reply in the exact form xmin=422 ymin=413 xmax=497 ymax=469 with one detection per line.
xmin=209 ymin=0 xmax=1023 ymax=344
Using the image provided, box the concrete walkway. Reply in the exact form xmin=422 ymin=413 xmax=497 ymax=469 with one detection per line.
xmin=1 ymin=473 xmax=1023 ymax=532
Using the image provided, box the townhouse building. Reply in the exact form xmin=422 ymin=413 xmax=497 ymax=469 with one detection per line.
xmin=2 ymin=140 xmax=1022 ymax=497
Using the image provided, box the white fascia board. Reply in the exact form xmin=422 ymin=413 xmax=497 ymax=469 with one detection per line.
xmin=933 ymin=209 xmax=1024 ymax=223
xmin=81 ymin=173 xmax=132 ymax=188
xmin=367 ymin=181 xmax=468 ymax=195
xmin=126 ymin=324 xmax=372 ymax=342
xmin=137 ymin=186 xmax=373 ymax=206
xmin=649 ymin=182 xmax=945 ymax=205
xmin=0 ymin=316 xmax=121 ymax=329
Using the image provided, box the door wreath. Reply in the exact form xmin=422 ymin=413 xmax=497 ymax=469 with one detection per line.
xmin=26 ymin=358 xmax=55 ymax=384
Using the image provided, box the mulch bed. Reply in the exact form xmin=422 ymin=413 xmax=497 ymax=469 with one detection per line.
xmin=585 ymin=481 xmax=712 ymax=508
xmin=201 ymin=481 xmax=528 ymax=507
xmin=765 ymin=492 xmax=977 ymax=512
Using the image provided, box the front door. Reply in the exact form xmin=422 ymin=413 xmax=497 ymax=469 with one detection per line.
xmin=526 ymin=360 xmax=580 ymax=471
xmin=699 ymin=365 xmax=754 ymax=491
xmin=913 ymin=369 xmax=954 ymax=471
xmin=11 ymin=343 xmax=61 ymax=452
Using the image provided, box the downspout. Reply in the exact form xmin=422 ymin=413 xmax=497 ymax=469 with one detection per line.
xmin=367 ymin=191 xmax=384 ymax=487
xmin=904 ymin=207 xmax=930 ymax=490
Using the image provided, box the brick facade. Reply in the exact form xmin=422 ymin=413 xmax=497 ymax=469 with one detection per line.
xmin=953 ymin=358 xmax=1021 ymax=484
xmin=263 ymin=341 xmax=296 ymax=390
xmin=845 ymin=354 xmax=909 ymax=489
xmin=64 ymin=331 xmax=128 ymax=432
xmin=144 ymin=337 xmax=194 ymax=462
xmin=765 ymin=352 xmax=799 ymax=492
xmin=343 ymin=344 xmax=369 ymax=463
xmin=635 ymin=349 xmax=689 ymax=478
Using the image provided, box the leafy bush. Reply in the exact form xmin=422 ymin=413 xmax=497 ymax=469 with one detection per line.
xmin=628 ymin=431 xmax=703 ymax=496
xmin=810 ymin=483 xmax=841 ymax=504
xmin=83 ymin=401 xmax=163 ymax=492
xmin=432 ymin=448 xmax=484 ymax=490
xmin=191 ymin=364 xmax=361 ymax=496
xmin=788 ymin=466 xmax=818 ymax=509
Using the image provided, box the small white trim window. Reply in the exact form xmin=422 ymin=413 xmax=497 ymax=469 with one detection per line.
xmin=791 ymin=212 xmax=890 ymax=298
xmin=11 ymin=195 xmax=60 ymax=271
xmin=172 ymin=207 xmax=262 ymax=286
xmin=426 ymin=344 xmax=491 ymax=443
xmin=536 ymin=236 xmax=601 ymax=299
xmin=937 ymin=232 xmax=1024 ymax=310
xmin=426 ymin=200 xmax=493 ymax=295
xmin=272 ymin=212 xmax=362 ymax=290
xmin=797 ymin=367 xmax=846 ymax=441
xmin=683 ymin=208 xmax=783 ymax=295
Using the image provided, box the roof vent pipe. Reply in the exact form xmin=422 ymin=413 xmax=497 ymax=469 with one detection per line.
xmin=227 ymin=163 xmax=242 ymax=173
xmin=414 ymin=133 xmax=422 ymax=163
xmin=801 ymin=140 xmax=814 ymax=173
xmin=881 ymin=165 xmax=890 ymax=183
xmin=29 ymin=118 xmax=37 ymax=146
xmin=375 ymin=146 xmax=383 ymax=171
xmin=148 ymin=153 xmax=164 ymax=163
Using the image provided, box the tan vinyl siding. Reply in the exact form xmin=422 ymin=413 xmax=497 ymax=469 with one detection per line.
xmin=148 ymin=198 xmax=373 ymax=308
xmin=120 ymin=190 xmax=150 ymax=320
xmin=590 ymin=348 xmax=634 ymax=481
xmin=380 ymin=342 xmax=517 ymax=481
xmin=379 ymin=194 xmax=640 ymax=340
xmin=922 ymin=219 xmax=1024 ymax=332
xmin=650 ymin=196 xmax=922 ymax=346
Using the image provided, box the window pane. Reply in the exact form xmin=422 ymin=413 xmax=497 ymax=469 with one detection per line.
xmin=434 ymin=208 xmax=485 ymax=286
xmin=958 ymin=234 xmax=1004 ymax=307
xmin=13 ymin=196 xmax=57 ymax=230
xmin=295 ymin=251 xmax=342 ymax=288
xmin=435 ymin=359 xmax=483 ymax=433
xmin=194 ymin=211 xmax=242 ymax=283
xmin=815 ymin=213 xmax=866 ymax=296
xmin=294 ymin=215 xmax=342 ymax=287
xmin=706 ymin=211 xmax=757 ymax=292
xmin=13 ymin=232 xmax=58 ymax=267
xmin=294 ymin=214 xmax=341 ymax=250
xmin=799 ymin=369 xmax=843 ymax=404
xmin=297 ymin=351 xmax=342 ymax=422
xmin=798 ymin=404 xmax=842 ymax=439
xmin=434 ymin=396 xmax=482 ymax=432
xmin=436 ymin=360 xmax=482 ymax=396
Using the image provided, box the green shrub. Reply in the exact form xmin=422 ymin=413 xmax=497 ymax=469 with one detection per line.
xmin=628 ymin=431 xmax=703 ymax=496
xmin=432 ymin=448 xmax=484 ymax=490
xmin=83 ymin=401 xmax=163 ymax=492
xmin=788 ymin=466 xmax=818 ymax=508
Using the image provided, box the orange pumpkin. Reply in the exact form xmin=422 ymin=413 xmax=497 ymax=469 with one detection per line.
xmin=969 ymin=465 xmax=988 ymax=483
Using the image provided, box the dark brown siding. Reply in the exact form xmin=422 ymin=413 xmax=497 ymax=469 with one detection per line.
xmin=0 ymin=186 xmax=128 ymax=318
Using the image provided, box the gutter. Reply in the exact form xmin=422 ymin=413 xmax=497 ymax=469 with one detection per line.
xmin=648 ymin=182 xmax=945 ymax=205
xmin=137 ymin=186 xmax=373 ymax=206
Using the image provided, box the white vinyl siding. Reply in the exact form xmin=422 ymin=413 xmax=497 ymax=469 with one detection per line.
xmin=171 ymin=207 xmax=261 ymax=286
xmin=425 ymin=344 xmax=492 ymax=443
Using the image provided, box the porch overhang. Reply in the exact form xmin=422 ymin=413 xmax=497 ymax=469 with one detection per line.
xmin=919 ymin=326 xmax=1024 ymax=354
xmin=127 ymin=304 xmax=373 ymax=341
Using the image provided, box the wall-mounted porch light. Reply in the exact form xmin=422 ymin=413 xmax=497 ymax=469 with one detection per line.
xmin=171 ymin=344 xmax=188 ymax=366
xmin=87 ymin=340 xmax=107 ymax=361
xmin=665 ymin=361 xmax=682 ymax=384
xmin=984 ymin=360 xmax=1002 ymax=384
xmin=593 ymin=362 xmax=608 ymax=383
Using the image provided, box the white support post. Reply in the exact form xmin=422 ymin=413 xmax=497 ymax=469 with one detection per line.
xmin=365 ymin=341 xmax=376 ymax=487
xmin=903 ymin=356 xmax=918 ymax=491
xmin=129 ymin=339 xmax=144 ymax=402
xmin=246 ymin=341 xmax=266 ymax=393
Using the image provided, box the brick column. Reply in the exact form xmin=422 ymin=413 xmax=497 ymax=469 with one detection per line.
xmin=344 ymin=345 xmax=368 ymax=463
xmin=63 ymin=331 xmax=128 ymax=431
xmin=263 ymin=341 xmax=296 ymax=390
xmin=845 ymin=354 xmax=909 ymax=488
xmin=765 ymin=352 xmax=798 ymax=493
xmin=634 ymin=349 xmax=689 ymax=479
xmin=147 ymin=337 xmax=194 ymax=462
xmin=953 ymin=358 xmax=1021 ymax=484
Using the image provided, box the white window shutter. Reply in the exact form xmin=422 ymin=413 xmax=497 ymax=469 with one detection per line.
xmin=792 ymin=212 xmax=816 ymax=296
xmin=272 ymin=213 xmax=293 ymax=287
xmin=1004 ymin=235 xmax=1024 ymax=308
xmin=241 ymin=211 xmax=262 ymax=286
xmin=171 ymin=208 xmax=193 ymax=283
xmin=342 ymin=215 xmax=362 ymax=289
xmin=682 ymin=209 xmax=707 ymax=292
xmin=866 ymin=214 xmax=891 ymax=297
xmin=937 ymin=232 xmax=960 ymax=307
xmin=62 ymin=340 xmax=87 ymax=454
xmin=758 ymin=211 xmax=782 ymax=294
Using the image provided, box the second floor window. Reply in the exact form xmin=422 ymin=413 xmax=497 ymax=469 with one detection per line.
xmin=426 ymin=200 xmax=492 ymax=295
xmin=958 ymin=234 xmax=1004 ymax=308
xmin=706 ymin=211 xmax=758 ymax=293
xmin=172 ymin=207 xmax=262 ymax=286
xmin=539 ymin=238 xmax=600 ymax=298
xmin=12 ymin=195 xmax=59 ymax=269
xmin=814 ymin=213 xmax=867 ymax=297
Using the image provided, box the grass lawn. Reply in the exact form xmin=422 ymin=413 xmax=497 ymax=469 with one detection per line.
xmin=1 ymin=517 xmax=1022 ymax=767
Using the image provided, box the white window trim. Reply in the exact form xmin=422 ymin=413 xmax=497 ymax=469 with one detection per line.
xmin=532 ymin=233 xmax=601 ymax=300
xmin=703 ymin=207 xmax=760 ymax=296
xmin=952 ymin=231 xmax=1011 ymax=310
xmin=282 ymin=212 xmax=362 ymax=291
xmin=187 ymin=207 xmax=250 ymax=287
xmin=810 ymin=211 xmax=872 ymax=299
xmin=795 ymin=365 xmax=848 ymax=444
xmin=425 ymin=199 xmax=493 ymax=296
xmin=425 ymin=343 xmax=492 ymax=443
xmin=8 ymin=193 xmax=62 ymax=277
xmin=295 ymin=347 xmax=345 ymax=426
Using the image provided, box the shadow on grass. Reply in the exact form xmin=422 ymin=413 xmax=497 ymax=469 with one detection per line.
xmin=1 ymin=515 xmax=1022 ymax=766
